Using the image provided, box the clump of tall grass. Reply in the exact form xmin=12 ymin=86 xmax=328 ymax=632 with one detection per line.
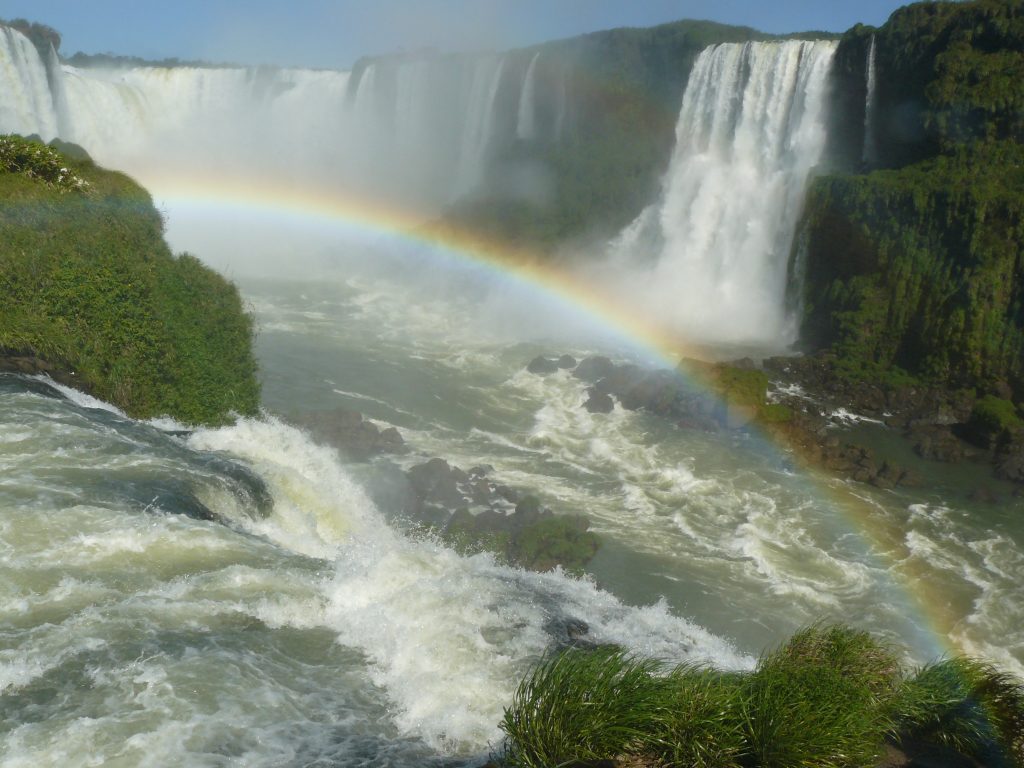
xmin=498 ymin=645 xmax=673 ymax=768
xmin=891 ymin=657 xmax=1024 ymax=767
xmin=741 ymin=625 xmax=900 ymax=768
xmin=496 ymin=624 xmax=1024 ymax=768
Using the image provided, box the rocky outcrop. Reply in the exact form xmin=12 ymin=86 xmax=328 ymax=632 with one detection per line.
xmin=290 ymin=408 xmax=406 ymax=461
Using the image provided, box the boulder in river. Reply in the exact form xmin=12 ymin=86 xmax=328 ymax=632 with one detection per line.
xmin=572 ymin=355 xmax=615 ymax=382
xmin=583 ymin=388 xmax=614 ymax=414
xmin=526 ymin=355 xmax=560 ymax=374
xmin=290 ymin=408 xmax=406 ymax=460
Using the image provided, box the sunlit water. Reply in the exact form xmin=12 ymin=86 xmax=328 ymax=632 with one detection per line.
xmin=2 ymin=256 xmax=1023 ymax=767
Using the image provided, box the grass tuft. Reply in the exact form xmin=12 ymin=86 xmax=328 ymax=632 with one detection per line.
xmin=892 ymin=657 xmax=1024 ymax=767
xmin=496 ymin=624 xmax=1024 ymax=768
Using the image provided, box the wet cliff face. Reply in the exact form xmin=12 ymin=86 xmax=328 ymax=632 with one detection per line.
xmin=824 ymin=0 xmax=1024 ymax=173
xmin=0 ymin=135 xmax=260 ymax=424
xmin=798 ymin=0 xmax=1024 ymax=395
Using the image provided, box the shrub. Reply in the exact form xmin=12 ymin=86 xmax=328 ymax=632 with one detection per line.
xmin=659 ymin=666 xmax=746 ymax=768
xmin=0 ymin=136 xmax=259 ymax=424
xmin=968 ymin=395 xmax=1023 ymax=447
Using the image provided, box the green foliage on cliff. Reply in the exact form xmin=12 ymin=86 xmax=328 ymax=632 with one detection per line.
xmin=0 ymin=136 xmax=259 ymax=424
xmin=801 ymin=0 xmax=1024 ymax=397
xmin=800 ymin=140 xmax=1024 ymax=391
xmin=879 ymin=0 xmax=1024 ymax=158
xmin=498 ymin=624 xmax=1024 ymax=768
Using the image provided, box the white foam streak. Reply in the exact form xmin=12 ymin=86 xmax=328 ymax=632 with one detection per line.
xmin=863 ymin=35 xmax=878 ymax=165
xmin=187 ymin=415 xmax=750 ymax=752
xmin=516 ymin=52 xmax=540 ymax=140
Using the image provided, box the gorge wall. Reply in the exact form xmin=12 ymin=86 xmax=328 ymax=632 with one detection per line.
xmin=796 ymin=0 xmax=1024 ymax=395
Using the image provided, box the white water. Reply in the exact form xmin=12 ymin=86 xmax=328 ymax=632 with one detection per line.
xmin=452 ymin=56 xmax=507 ymax=200
xmin=0 ymin=25 xmax=576 ymax=213
xmin=0 ymin=27 xmax=59 ymax=140
xmin=0 ymin=369 xmax=751 ymax=765
xmin=610 ymin=40 xmax=837 ymax=345
xmin=3 ymin=21 xmax=1024 ymax=763
xmin=863 ymin=35 xmax=878 ymax=165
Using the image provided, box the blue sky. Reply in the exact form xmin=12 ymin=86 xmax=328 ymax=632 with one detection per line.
xmin=6 ymin=1 xmax=910 ymax=69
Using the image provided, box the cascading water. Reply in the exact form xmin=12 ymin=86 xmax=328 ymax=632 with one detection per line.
xmin=516 ymin=52 xmax=540 ymax=140
xmin=452 ymin=56 xmax=507 ymax=200
xmin=0 ymin=23 xmax=552 ymax=212
xmin=862 ymin=35 xmax=878 ymax=166
xmin=45 ymin=43 xmax=73 ymax=138
xmin=0 ymin=27 xmax=60 ymax=140
xmin=610 ymin=40 xmax=837 ymax=345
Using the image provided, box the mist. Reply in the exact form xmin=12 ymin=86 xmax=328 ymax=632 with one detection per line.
xmin=11 ymin=22 xmax=837 ymax=353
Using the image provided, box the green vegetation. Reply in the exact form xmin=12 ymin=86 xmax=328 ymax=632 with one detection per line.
xmin=801 ymin=0 xmax=1024 ymax=397
xmin=497 ymin=624 xmax=1024 ymax=768
xmin=0 ymin=135 xmax=259 ymax=424
xmin=893 ymin=656 xmax=1024 ymax=763
xmin=682 ymin=360 xmax=794 ymax=426
xmin=967 ymin=395 xmax=1023 ymax=447
xmin=800 ymin=141 xmax=1024 ymax=391
xmin=0 ymin=17 xmax=61 ymax=56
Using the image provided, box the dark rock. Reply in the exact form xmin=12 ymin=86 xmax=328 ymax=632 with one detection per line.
xmin=408 ymin=457 xmax=468 ymax=508
xmin=495 ymin=484 xmax=519 ymax=504
xmin=897 ymin=469 xmax=925 ymax=488
xmin=910 ymin=426 xmax=969 ymax=463
xmin=995 ymin=440 xmax=1024 ymax=483
xmin=544 ymin=617 xmax=594 ymax=649
xmin=583 ymin=388 xmax=614 ymax=414
xmin=967 ymin=487 xmax=999 ymax=504
xmin=290 ymin=408 xmax=406 ymax=461
xmin=556 ymin=354 xmax=577 ymax=369
xmin=618 ymin=370 xmax=683 ymax=416
xmin=573 ymin=355 xmax=615 ymax=382
xmin=440 ymin=492 xmax=600 ymax=573
xmin=526 ymin=355 xmax=559 ymax=374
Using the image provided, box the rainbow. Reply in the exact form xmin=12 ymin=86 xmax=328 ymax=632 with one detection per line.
xmin=152 ymin=173 xmax=703 ymax=360
xmin=152 ymin=171 xmax=971 ymax=664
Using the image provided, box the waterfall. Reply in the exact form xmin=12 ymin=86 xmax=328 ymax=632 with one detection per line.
xmin=611 ymin=40 xmax=837 ymax=344
xmin=0 ymin=24 xmax=545 ymax=211
xmin=516 ymin=53 xmax=540 ymax=140
xmin=45 ymin=43 xmax=73 ymax=138
xmin=862 ymin=35 xmax=878 ymax=166
xmin=0 ymin=26 xmax=59 ymax=140
xmin=554 ymin=66 xmax=568 ymax=140
xmin=452 ymin=56 xmax=506 ymax=200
